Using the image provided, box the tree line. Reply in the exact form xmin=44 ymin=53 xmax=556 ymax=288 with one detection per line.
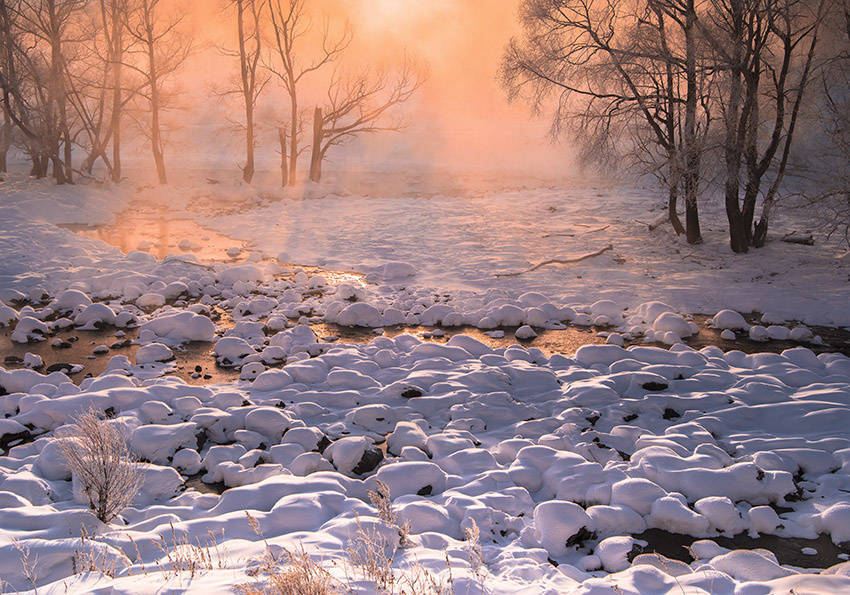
xmin=0 ymin=0 xmax=421 ymax=187
xmin=501 ymin=0 xmax=848 ymax=252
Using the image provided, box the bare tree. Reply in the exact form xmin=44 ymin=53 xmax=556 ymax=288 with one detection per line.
xmin=7 ymin=0 xmax=89 ymax=183
xmin=57 ymin=407 xmax=143 ymax=524
xmin=266 ymin=0 xmax=350 ymax=186
xmin=124 ymin=0 xmax=192 ymax=184
xmin=221 ymin=0 xmax=268 ymax=183
xmin=501 ymin=0 xmax=709 ymax=244
xmin=103 ymin=0 xmax=130 ymax=182
xmin=698 ymin=0 xmax=826 ymax=251
xmin=307 ymin=61 xmax=422 ymax=182
xmin=0 ymin=1 xmax=21 ymax=174
xmin=803 ymin=0 xmax=850 ymax=246
xmin=0 ymin=0 xmax=51 ymax=177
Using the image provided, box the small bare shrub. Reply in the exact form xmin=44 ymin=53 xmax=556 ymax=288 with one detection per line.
xmin=57 ymin=407 xmax=143 ymax=523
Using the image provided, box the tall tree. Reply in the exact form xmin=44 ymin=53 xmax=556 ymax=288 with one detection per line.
xmin=501 ymin=0 xmax=709 ymax=244
xmin=104 ymin=0 xmax=127 ymax=182
xmin=222 ymin=0 xmax=268 ymax=183
xmin=13 ymin=0 xmax=89 ymax=183
xmin=698 ymin=0 xmax=826 ymax=251
xmin=266 ymin=0 xmax=350 ymax=186
xmin=124 ymin=0 xmax=191 ymax=184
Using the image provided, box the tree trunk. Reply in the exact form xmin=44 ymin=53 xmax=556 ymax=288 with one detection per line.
xmin=309 ymin=107 xmax=323 ymax=182
xmin=667 ymin=185 xmax=685 ymax=235
xmin=147 ymin=34 xmax=167 ymax=185
xmin=237 ymin=0 xmax=255 ymax=184
xmin=278 ymin=127 xmax=288 ymax=187
xmin=31 ymin=153 xmax=49 ymax=178
xmin=0 ymin=108 xmax=9 ymax=173
xmin=63 ymin=128 xmax=73 ymax=183
xmin=683 ymin=0 xmax=701 ymax=244
xmin=288 ymin=95 xmax=297 ymax=186
xmin=110 ymin=3 xmax=123 ymax=183
xmin=723 ymin=1 xmax=748 ymax=253
xmin=51 ymin=152 xmax=67 ymax=184
xmin=244 ymin=105 xmax=255 ymax=183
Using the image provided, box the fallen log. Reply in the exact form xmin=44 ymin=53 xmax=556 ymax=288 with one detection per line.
xmin=542 ymin=224 xmax=610 ymax=238
xmin=781 ymin=233 xmax=814 ymax=246
xmin=496 ymin=245 xmax=614 ymax=277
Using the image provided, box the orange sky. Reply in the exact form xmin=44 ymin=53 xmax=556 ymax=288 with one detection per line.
xmin=167 ymin=0 xmax=569 ymax=174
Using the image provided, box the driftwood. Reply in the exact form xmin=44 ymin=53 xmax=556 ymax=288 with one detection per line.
xmin=781 ymin=233 xmax=814 ymax=246
xmin=496 ymin=244 xmax=614 ymax=277
xmin=542 ymin=225 xmax=610 ymax=238
xmin=647 ymin=214 xmax=671 ymax=231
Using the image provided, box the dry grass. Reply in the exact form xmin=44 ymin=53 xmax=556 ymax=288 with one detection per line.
xmin=463 ymin=519 xmax=487 ymax=589
xmin=154 ymin=522 xmax=227 ymax=578
xmin=71 ymin=525 xmax=129 ymax=577
xmin=12 ymin=539 xmax=39 ymax=593
xmin=239 ymin=546 xmax=339 ymax=595
xmin=57 ymin=407 xmax=143 ymax=523
xmin=346 ymin=517 xmax=398 ymax=592
xmin=240 ymin=512 xmax=340 ymax=595
xmin=368 ymin=480 xmax=411 ymax=548
xmin=344 ymin=482 xmax=456 ymax=594
xmin=395 ymin=555 xmax=454 ymax=595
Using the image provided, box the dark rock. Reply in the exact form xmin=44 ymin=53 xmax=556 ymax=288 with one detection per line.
xmin=566 ymin=526 xmax=596 ymax=548
xmin=46 ymin=363 xmax=75 ymax=374
xmin=0 ymin=429 xmax=31 ymax=451
xmin=401 ymin=388 xmax=423 ymax=399
xmin=662 ymin=408 xmax=681 ymax=420
xmin=642 ymin=381 xmax=669 ymax=391
xmin=626 ymin=541 xmax=648 ymax=563
xmin=417 ymin=485 xmax=433 ymax=496
xmin=352 ymin=447 xmax=384 ymax=475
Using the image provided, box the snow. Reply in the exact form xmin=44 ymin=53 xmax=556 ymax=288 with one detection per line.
xmin=139 ymin=311 xmax=216 ymax=344
xmin=0 ymin=175 xmax=848 ymax=592
xmin=135 ymin=342 xmax=174 ymax=364
xmin=196 ymin=181 xmax=850 ymax=327
xmin=533 ymin=500 xmax=594 ymax=558
xmin=515 ymin=324 xmax=537 ymax=339
xmin=713 ymin=309 xmax=750 ymax=330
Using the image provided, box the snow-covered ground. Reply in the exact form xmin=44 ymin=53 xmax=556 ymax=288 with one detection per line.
xmin=194 ymin=173 xmax=850 ymax=327
xmin=1 ymin=172 xmax=850 ymax=593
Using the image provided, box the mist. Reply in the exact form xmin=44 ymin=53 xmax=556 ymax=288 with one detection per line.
xmin=149 ymin=0 xmax=574 ymax=184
